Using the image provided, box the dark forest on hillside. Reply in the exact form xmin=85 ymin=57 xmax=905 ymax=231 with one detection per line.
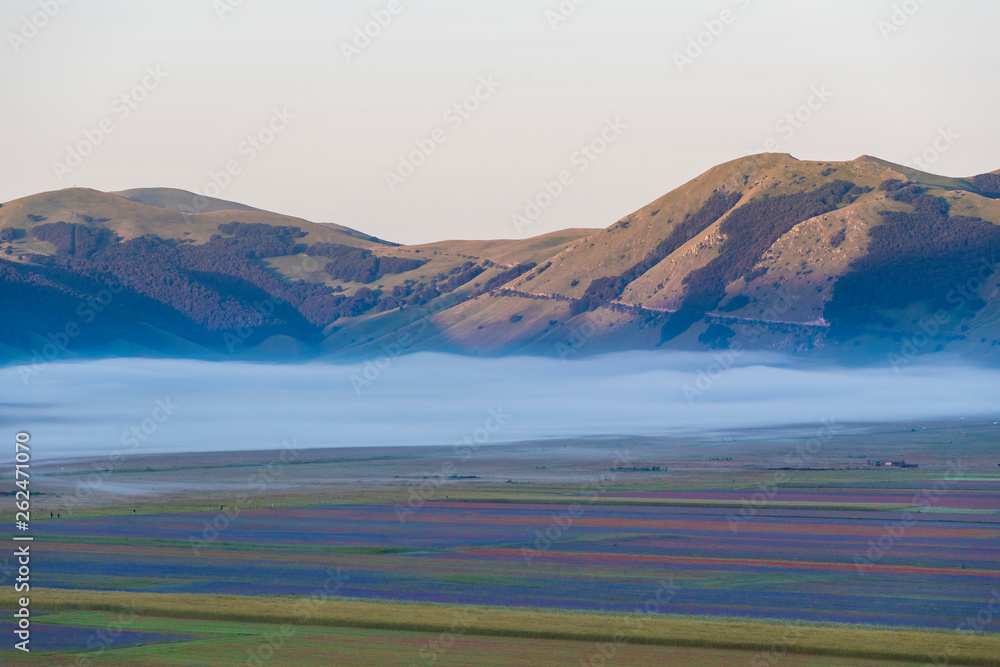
xmin=825 ymin=182 xmax=1000 ymax=336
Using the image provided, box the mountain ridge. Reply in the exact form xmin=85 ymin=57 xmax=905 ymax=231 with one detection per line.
xmin=2 ymin=154 xmax=999 ymax=367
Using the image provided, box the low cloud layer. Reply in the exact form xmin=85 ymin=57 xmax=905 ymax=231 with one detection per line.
xmin=2 ymin=352 xmax=998 ymax=460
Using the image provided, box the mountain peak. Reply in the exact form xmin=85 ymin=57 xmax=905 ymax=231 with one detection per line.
xmin=112 ymin=187 xmax=270 ymax=215
xmin=3 ymin=155 xmax=999 ymax=365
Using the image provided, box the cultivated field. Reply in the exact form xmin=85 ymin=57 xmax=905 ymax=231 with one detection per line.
xmin=3 ymin=420 xmax=998 ymax=665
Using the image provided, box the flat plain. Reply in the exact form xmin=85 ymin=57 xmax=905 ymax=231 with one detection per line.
xmin=3 ymin=419 xmax=998 ymax=665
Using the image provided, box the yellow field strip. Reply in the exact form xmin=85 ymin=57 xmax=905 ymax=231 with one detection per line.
xmin=4 ymin=589 xmax=998 ymax=665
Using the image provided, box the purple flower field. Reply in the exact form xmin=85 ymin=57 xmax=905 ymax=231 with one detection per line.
xmin=30 ymin=491 xmax=1000 ymax=632
xmin=0 ymin=621 xmax=193 ymax=652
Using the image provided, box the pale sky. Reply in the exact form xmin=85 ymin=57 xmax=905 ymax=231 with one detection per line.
xmin=1 ymin=1 xmax=997 ymax=244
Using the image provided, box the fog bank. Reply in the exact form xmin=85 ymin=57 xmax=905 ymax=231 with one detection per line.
xmin=2 ymin=352 xmax=998 ymax=460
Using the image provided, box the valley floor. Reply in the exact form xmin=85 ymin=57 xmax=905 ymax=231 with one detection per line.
xmin=3 ymin=420 xmax=998 ymax=665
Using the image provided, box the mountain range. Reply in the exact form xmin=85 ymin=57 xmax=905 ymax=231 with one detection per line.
xmin=3 ymin=153 xmax=999 ymax=367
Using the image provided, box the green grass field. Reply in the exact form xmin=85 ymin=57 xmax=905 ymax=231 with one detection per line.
xmin=3 ymin=589 xmax=999 ymax=666
xmin=1 ymin=611 xmax=937 ymax=667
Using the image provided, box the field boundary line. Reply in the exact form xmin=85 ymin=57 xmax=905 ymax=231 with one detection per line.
xmin=3 ymin=588 xmax=999 ymax=666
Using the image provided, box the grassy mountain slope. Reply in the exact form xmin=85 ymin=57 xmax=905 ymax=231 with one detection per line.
xmin=113 ymin=187 xmax=389 ymax=244
xmin=112 ymin=187 xmax=269 ymax=214
xmin=423 ymin=154 xmax=1000 ymax=362
xmin=2 ymin=154 xmax=998 ymax=364
xmin=0 ymin=188 xmax=374 ymax=248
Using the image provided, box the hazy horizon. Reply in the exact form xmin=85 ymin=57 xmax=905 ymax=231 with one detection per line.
xmin=2 ymin=1 xmax=999 ymax=244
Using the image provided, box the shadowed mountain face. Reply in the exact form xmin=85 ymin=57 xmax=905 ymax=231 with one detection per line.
xmin=2 ymin=154 xmax=999 ymax=366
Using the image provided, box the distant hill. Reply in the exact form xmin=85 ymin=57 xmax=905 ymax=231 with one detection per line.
xmin=112 ymin=187 xmax=270 ymax=215
xmin=113 ymin=187 xmax=390 ymax=244
xmin=2 ymin=154 xmax=999 ymax=366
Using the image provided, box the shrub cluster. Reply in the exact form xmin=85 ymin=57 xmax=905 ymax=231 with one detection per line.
xmin=308 ymin=243 xmax=426 ymax=283
xmin=475 ymin=263 xmax=537 ymax=296
xmin=32 ymin=221 xmax=112 ymax=258
xmin=972 ymin=173 xmax=1000 ymax=198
